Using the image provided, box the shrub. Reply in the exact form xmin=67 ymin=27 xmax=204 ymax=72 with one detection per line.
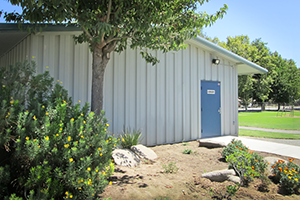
xmin=272 ymin=158 xmax=300 ymax=194
xmin=119 ymin=127 xmax=142 ymax=149
xmin=0 ymin=61 xmax=117 ymax=199
xmin=223 ymin=139 xmax=268 ymax=186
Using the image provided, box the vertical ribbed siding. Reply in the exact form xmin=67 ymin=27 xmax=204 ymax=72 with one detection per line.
xmin=0 ymin=32 xmax=239 ymax=146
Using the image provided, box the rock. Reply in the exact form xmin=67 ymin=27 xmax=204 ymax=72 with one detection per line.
xmin=131 ymin=144 xmax=158 ymax=160
xmin=112 ymin=149 xmax=140 ymax=167
xmin=264 ymin=157 xmax=288 ymax=176
xmin=227 ymin=175 xmax=241 ymax=184
xmin=197 ymin=139 xmax=226 ymax=148
xmin=201 ymin=169 xmax=236 ymax=182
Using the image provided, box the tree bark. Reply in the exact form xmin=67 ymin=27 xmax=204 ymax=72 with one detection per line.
xmin=91 ymin=44 xmax=110 ymax=115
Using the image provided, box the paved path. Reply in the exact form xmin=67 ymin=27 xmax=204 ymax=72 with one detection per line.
xmin=201 ymin=136 xmax=300 ymax=159
xmin=239 ymin=126 xmax=300 ymax=134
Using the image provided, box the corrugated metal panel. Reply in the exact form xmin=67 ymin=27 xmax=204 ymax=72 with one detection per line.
xmin=0 ymin=32 xmax=239 ymax=146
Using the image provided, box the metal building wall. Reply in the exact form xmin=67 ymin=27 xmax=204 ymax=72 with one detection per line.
xmin=0 ymin=32 xmax=238 ymax=146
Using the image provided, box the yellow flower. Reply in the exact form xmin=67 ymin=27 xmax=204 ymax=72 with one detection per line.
xmin=87 ymin=167 xmax=91 ymax=171
xmin=103 ymin=172 xmax=106 ymax=175
xmin=64 ymin=144 xmax=69 ymax=148
xmin=70 ymin=195 xmax=73 ymax=198
xmin=295 ymin=178 xmax=298 ymax=182
xmin=122 ymin=138 xmax=125 ymax=142
xmin=78 ymin=187 xmax=81 ymax=190
xmin=60 ymin=128 xmax=62 ymax=131
xmin=100 ymin=153 xmax=103 ymax=156
xmin=79 ymin=100 xmax=81 ymax=103
xmin=46 ymin=66 xmax=49 ymax=68
xmin=106 ymin=124 xmax=109 ymax=127
xmin=56 ymin=134 xmax=59 ymax=137
xmin=32 ymin=56 xmax=35 ymax=58
xmin=45 ymin=136 xmax=49 ymax=140
xmin=114 ymin=144 xmax=116 ymax=147
xmin=63 ymin=100 xmax=66 ymax=103
xmin=2 ymin=85 xmax=5 ymax=87
xmin=60 ymin=81 xmax=63 ymax=84
xmin=10 ymin=100 xmax=14 ymax=104
xmin=33 ymin=116 xmax=37 ymax=120
xmin=68 ymin=136 xmax=71 ymax=141
xmin=106 ymin=140 xmax=109 ymax=143
xmin=65 ymin=191 xmax=68 ymax=195
xmin=71 ymin=118 xmax=74 ymax=122
xmin=69 ymin=158 xmax=73 ymax=162
xmin=26 ymin=137 xmax=29 ymax=140
xmin=83 ymin=121 xmax=86 ymax=124
xmin=104 ymin=129 xmax=107 ymax=131
xmin=95 ymin=169 xmax=98 ymax=172
xmin=45 ymin=112 xmax=49 ymax=115
xmin=42 ymin=105 xmax=45 ymax=108
xmin=81 ymin=135 xmax=84 ymax=139
xmin=57 ymin=80 xmax=59 ymax=82
xmin=78 ymin=180 xmax=80 ymax=183
xmin=109 ymin=181 xmax=112 ymax=185
xmin=81 ymin=113 xmax=83 ymax=116
xmin=288 ymin=176 xmax=292 ymax=179
xmin=81 ymin=179 xmax=83 ymax=182
xmin=7 ymin=112 xmax=10 ymax=115
xmin=34 ymin=139 xmax=36 ymax=142
xmin=98 ymin=147 xmax=101 ymax=151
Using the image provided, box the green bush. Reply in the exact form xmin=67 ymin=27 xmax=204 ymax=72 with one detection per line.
xmin=119 ymin=127 xmax=142 ymax=149
xmin=0 ymin=61 xmax=117 ymax=199
xmin=222 ymin=139 xmax=268 ymax=186
xmin=272 ymin=158 xmax=300 ymax=194
xmin=182 ymin=149 xmax=193 ymax=154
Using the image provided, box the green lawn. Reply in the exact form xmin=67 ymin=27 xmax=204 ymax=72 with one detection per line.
xmin=239 ymin=129 xmax=300 ymax=139
xmin=239 ymin=111 xmax=300 ymax=130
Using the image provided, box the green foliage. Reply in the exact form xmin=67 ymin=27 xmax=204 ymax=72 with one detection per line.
xmin=119 ymin=127 xmax=142 ymax=149
xmin=222 ymin=139 xmax=268 ymax=186
xmin=272 ymin=158 xmax=300 ymax=194
xmin=162 ymin=162 xmax=178 ymax=173
xmin=182 ymin=149 xmax=193 ymax=154
xmin=226 ymin=184 xmax=239 ymax=197
xmin=0 ymin=61 xmax=117 ymax=199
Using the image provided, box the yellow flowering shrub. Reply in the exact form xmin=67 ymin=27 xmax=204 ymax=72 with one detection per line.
xmin=0 ymin=61 xmax=118 ymax=199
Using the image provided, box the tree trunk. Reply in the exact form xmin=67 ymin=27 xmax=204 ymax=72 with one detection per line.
xmin=91 ymin=44 xmax=110 ymax=115
xmin=277 ymin=103 xmax=281 ymax=111
xmin=261 ymin=102 xmax=265 ymax=111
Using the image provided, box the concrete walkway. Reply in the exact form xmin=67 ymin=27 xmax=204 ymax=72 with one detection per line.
xmin=239 ymin=126 xmax=300 ymax=134
xmin=201 ymin=136 xmax=300 ymax=159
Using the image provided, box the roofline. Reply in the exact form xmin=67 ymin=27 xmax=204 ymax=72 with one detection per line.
xmin=0 ymin=23 xmax=81 ymax=32
xmin=193 ymin=36 xmax=268 ymax=74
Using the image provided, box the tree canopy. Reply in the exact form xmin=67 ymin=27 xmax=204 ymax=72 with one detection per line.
xmin=4 ymin=0 xmax=227 ymax=114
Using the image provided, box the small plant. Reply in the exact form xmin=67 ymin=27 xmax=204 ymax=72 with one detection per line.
xmin=226 ymin=183 xmax=239 ymax=197
xmin=119 ymin=127 xmax=143 ymax=149
xmin=182 ymin=149 xmax=193 ymax=154
xmin=272 ymin=158 xmax=300 ymax=194
xmin=162 ymin=162 xmax=178 ymax=173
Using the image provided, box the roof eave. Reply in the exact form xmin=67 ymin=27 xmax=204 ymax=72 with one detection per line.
xmin=192 ymin=36 xmax=268 ymax=75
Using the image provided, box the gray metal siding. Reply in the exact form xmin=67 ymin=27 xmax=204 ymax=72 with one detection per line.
xmin=0 ymin=32 xmax=239 ymax=146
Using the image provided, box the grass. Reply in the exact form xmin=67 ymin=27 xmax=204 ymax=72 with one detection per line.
xmin=239 ymin=129 xmax=300 ymax=139
xmin=239 ymin=111 xmax=300 ymax=130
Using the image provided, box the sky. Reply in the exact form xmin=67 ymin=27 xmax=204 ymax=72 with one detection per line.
xmin=1 ymin=0 xmax=299 ymax=68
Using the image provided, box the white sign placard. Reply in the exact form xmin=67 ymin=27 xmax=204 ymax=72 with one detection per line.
xmin=207 ymin=90 xmax=215 ymax=94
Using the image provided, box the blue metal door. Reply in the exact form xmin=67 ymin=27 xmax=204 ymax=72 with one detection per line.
xmin=201 ymin=81 xmax=221 ymax=138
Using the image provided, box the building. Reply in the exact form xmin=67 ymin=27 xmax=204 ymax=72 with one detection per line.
xmin=0 ymin=23 xmax=267 ymax=146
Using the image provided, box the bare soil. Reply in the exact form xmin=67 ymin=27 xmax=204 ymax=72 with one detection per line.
xmin=100 ymin=141 xmax=300 ymax=200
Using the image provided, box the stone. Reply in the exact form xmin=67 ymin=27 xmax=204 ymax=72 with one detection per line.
xmin=264 ymin=157 xmax=288 ymax=176
xmin=131 ymin=144 xmax=158 ymax=160
xmin=112 ymin=149 xmax=140 ymax=167
xmin=197 ymin=139 xmax=226 ymax=148
xmin=227 ymin=175 xmax=241 ymax=184
xmin=201 ymin=169 xmax=236 ymax=182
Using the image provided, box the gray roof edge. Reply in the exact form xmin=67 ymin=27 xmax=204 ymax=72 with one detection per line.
xmin=0 ymin=23 xmax=81 ymax=32
xmin=193 ymin=36 xmax=268 ymax=74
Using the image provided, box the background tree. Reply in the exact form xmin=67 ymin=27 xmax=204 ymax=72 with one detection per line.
xmin=269 ymin=52 xmax=300 ymax=110
xmin=4 ymin=0 xmax=227 ymax=114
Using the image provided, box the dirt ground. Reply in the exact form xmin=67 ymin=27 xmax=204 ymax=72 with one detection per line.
xmin=100 ymin=141 xmax=300 ymax=200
